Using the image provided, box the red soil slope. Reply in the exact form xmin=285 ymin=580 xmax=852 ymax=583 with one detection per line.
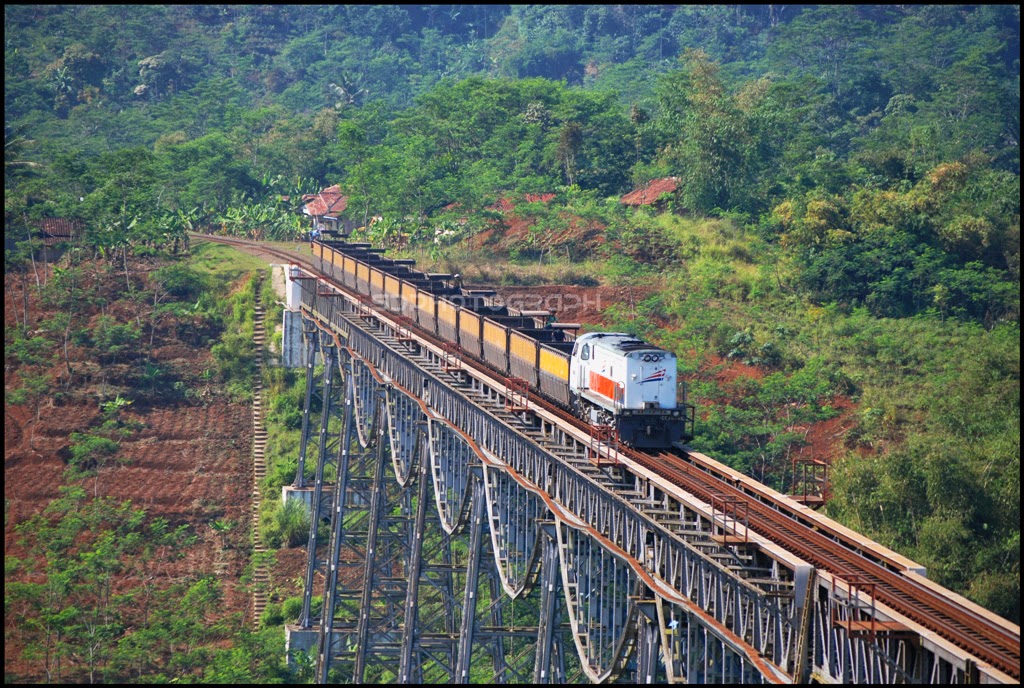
xmin=4 ymin=265 xmax=254 ymax=680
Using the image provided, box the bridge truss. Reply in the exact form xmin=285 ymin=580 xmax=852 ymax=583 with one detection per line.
xmin=281 ymin=263 xmax=1016 ymax=685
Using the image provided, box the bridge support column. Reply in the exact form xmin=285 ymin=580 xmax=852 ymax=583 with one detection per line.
xmin=282 ymin=308 xmax=311 ymax=368
xmin=315 ymin=358 xmax=358 ymax=684
xmin=298 ymin=336 xmax=342 ymax=630
xmin=284 ymin=625 xmax=339 ymax=668
xmin=281 ymin=485 xmax=322 ymax=512
xmin=790 ymin=564 xmax=815 ymax=684
xmin=634 ymin=601 xmax=661 ymax=684
xmin=324 ymin=387 xmax=416 ymax=684
xmin=352 ymin=410 xmax=389 ymax=682
xmin=292 ymin=318 xmax=319 ymax=488
xmin=398 ymin=441 xmax=432 ymax=683
xmin=455 ymin=477 xmax=486 ymax=684
xmin=532 ymin=528 xmax=564 ymax=684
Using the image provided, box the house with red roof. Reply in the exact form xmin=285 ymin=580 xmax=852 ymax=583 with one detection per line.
xmin=35 ymin=217 xmax=84 ymax=246
xmin=6 ymin=217 xmax=86 ymax=261
xmin=620 ymin=177 xmax=680 ymax=208
xmin=301 ymin=184 xmax=355 ymax=236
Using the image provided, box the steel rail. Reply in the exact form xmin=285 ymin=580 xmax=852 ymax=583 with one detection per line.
xmin=195 ymin=234 xmax=1020 ymax=680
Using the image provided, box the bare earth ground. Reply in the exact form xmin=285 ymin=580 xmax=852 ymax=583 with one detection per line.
xmin=4 ymin=267 xmax=254 ymax=680
xmin=490 ymin=284 xmax=654 ymax=326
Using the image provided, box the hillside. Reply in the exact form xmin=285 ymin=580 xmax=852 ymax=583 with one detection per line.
xmin=4 ymin=246 xmax=292 ymax=682
xmin=391 ymin=208 xmax=1020 ymax=623
xmin=4 ymin=1 xmax=1020 ymax=644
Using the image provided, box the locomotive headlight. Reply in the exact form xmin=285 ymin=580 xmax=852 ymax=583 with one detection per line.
xmin=642 ymin=354 xmax=651 ymax=362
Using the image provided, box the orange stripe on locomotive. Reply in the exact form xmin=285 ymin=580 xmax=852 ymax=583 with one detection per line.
xmin=588 ymin=371 xmax=617 ymax=400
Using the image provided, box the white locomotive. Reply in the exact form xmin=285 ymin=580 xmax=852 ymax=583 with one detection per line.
xmin=569 ymin=332 xmax=693 ymax=448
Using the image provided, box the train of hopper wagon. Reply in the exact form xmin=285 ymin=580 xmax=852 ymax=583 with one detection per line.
xmin=310 ymin=234 xmax=695 ymax=449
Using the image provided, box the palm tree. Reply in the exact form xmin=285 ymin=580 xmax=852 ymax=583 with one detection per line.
xmin=5 ymin=126 xmax=45 ymax=294
xmin=4 ymin=125 xmax=44 ymax=186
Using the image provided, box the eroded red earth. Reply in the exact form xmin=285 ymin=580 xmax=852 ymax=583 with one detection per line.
xmin=4 ymin=266 xmax=255 ymax=680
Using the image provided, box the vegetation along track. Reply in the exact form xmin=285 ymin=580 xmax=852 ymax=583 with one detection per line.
xmin=194 ymin=234 xmax=1020 ymax=680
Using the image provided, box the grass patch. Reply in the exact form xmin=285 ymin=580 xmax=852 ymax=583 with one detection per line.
xmin=187 ymin=240 xmax=270 ymax=280
xmin=656 ymin=214 xmax=754 ymax=264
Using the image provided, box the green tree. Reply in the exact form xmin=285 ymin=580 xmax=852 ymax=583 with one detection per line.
xmin=67 ymin=432 xmax=121 ymax=497
xmin=765 ymin=6 xmax=882 ymax=110
xmin=656 ymin=50 xmax=749 ymax=213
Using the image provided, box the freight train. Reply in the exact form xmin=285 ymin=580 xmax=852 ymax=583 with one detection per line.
xmin=311 ymin=237 xmax=694 ymax=448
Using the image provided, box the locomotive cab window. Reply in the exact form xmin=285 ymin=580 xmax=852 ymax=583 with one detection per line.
xmin=581 ymin=344 xmax=590 ymax=360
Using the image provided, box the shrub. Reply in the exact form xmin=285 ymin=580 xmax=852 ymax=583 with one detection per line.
xmin=268 ymin=391 xmax=303 ymax=430
xmin=281 ymin=596 xmax=304 ymax=623
xmin=91 ymin=316 xmax=141 ymax=361
xmin=68 ymin=432 xmax=120 ymax=470
xmin=212 ymin=333 xmax=254 ymax=384
xmin=259 ymin=602 xmax=284 ymax=628
xmin=152 ymin=263 xmax=210 ymax=301
xmin=260 ymin=505 xmax=283 ymax=549
xmin=264 ymin=458 xmax=300 ymax=494
xmin=4 ymin=333 xmax=52 ymax=368
xmin=276 ymin=498 xmax=311 ymax=548
xmin=602 ymin=254 xmax=652 ymax=285
xmin=261 ymin=499 xmax=311 ymax=549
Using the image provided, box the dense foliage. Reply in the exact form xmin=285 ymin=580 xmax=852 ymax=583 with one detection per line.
xmin=5 ymin=1 xmax=1020 ymax=639
xmin=6 ymin=5 xmax=1018 ymax=320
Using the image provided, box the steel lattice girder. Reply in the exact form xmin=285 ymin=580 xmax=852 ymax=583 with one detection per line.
xmin=427 ymin=418 xmax=475 ymax=534
xmin=385 ymin=385 xmax=421 ymax=487
xmin=289 ymin=251 xmax=1016 ymax=685
xmin=811 ymin=571 xmax=926 ymax=685
xmin=293 ymin=323 xmax=320 ymax=489
xmin=296 ymin=294 xmax=800 ymax=683
xmin=481 ymin=463 xmax=545 ymax=598
xmin=297 ymin=336 xmax=346 ymax=630
xmin=296 ymin=339 xmax=578 ymax=684
xmin=555 ymin=521 xmax=641 ymax=682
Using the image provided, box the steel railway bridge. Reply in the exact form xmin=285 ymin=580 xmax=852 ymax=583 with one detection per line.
xmin=200 ymin=236 xmax=1019 ymax=684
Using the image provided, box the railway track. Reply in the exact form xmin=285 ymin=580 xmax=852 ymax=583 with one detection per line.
xmin=195 ymin=233 xmax=1020 ymax=680
xmin=640 ymin=449 xmax=1019 ymax=679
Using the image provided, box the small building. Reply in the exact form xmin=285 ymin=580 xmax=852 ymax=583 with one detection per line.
xmin=301 ymin=185 xmax=358 ymax=237
xmin=620 ymin=177 xmax=680 ymax=209
xmin=8 ymin=218 xmax=85 ymax=262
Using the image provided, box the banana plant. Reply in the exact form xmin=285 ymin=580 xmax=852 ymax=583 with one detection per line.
xmin=218 ymin=206 xmax=246 ymax=236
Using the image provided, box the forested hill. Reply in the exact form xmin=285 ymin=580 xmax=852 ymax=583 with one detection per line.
xmin=4 ymin=5 xmax=1021 ymax=623
xmin=5 ymin=5 xmax=1020 ymax=322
